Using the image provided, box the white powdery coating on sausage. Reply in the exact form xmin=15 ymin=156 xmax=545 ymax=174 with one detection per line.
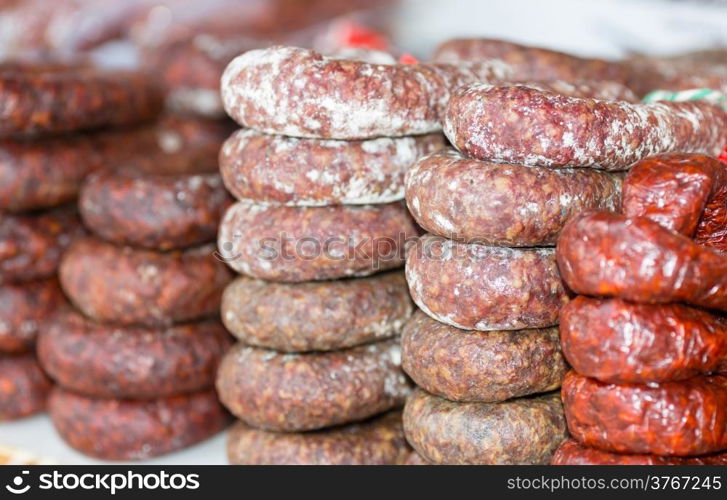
xmin=221 ymin=46 xmax=512 ymax=139
xmin=406 ymin=236 xmax=558 ymax=331
xmin=222 ymin=129 xmax=440 ymax=205
xmin=445 ymin=84 xmax=727 ymax=169
xmin=406 ymin=149 xmax=623 ymax=242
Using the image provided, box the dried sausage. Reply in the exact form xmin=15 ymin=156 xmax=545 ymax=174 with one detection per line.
xmin=0 ymin=278 xmax=64 ymax=353
xmin=433 ymin=38 xmax=629 ymax=84
xmin=220 ymin=129 xmax=444 ymax=206
xmin=562 ymin=371 xmax=727 ymax=456
xmin=38 ymin=308 xmax=231 ymax=399
xmin=0 ymin=134 xmax=105 ymax=212
xmin=60 ymin=237 xmax=231 ymax=327
xmin=142 ymin=34 xmax=267 ymax=117
xmin=552 ymin=439 xmax=727 ymax=465
xmin=221 ymin=272 xmax=413 ymax=352
xmin=0 ymin=68 xmax=163 ymax=138
xmin=218 ymin=201 xmax=417 ymax=282
xmin=560 ymin=296 xmax=727 ymax=384
xmin=49 ymin=387 xmax=230 ymax=461
xmin=402 ymin=310 xmax=566 ymax=402
xmin=216 ymin=340 xmax=410 ymax=432
xmin=227 ymin=411 xmax=409 ymax=465
xmin=0 ymin=354 xmax=52 ymax=420
xmin=403 ymin=388 xmax=567 ymax=465
xmin=622 ymin=153 xmax=727 ymax=252
xmin=406 ymin=234 xmax=568 ymax=330
xmin=406 ymin=149 xmax=621 ymax=246
xmin=0 ymin=206 xmax=83 ymax=284
xmin=221 ymin=46 xmax=512 ymax=139
xmin=556 ymin=211 xmax=727 ymax=312
xmin=444 ymin=85 xmax=727 ymax=170
xmin=80 ymin=148 xmax=232 ymax=250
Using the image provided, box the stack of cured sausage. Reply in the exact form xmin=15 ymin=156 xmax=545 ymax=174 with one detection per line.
xmin=29 ymin=92 xmax=236 ymax=458
xmin=554 ymin=153 xmax=727 ymax=465
xmin=400 ymin=39 xmax=641 ymax=465
xmin=213 ymin=45 xmax=520 ymax=464
xmin=0 ymin=61 xmax=164 ymax=423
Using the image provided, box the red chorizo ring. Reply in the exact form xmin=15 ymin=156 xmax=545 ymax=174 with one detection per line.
xmin=220 ymin=129 xmax=445 ymax=206
xmin=0 ymin=69 xmax=163 ymax=138
xmin=406 ymin=149 xmax=621 ymax=246
xmin=556 ymin=211 xmax=727 ymax=312
xmin=406 ymin=234 xmax=568 ymax=330
xmin=433 ymin=38 xmax=629 ymax=84
xmin=560 ymin=296 xmax=727 ymax=384
xmin=562 ymin=371 xmax=727 ymax=456
xmin=221 ymin=45 xmax=513 ymax=139
xmin=444 ymin=85 xmax=727 ymax=170
xmin=552 ymin=439 xmax=727 ymax=465
xmin=622 ymin=153 xmax=727 ymax=252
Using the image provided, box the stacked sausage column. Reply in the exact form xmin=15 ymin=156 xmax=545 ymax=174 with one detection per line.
xmin=33 ymin=110 xmax=235 ymax=460
xmin=554 ymin=153 xmax=727 ymax=465
xmin=0 ymin=62 xmax=162 ymax=423
xmin=401 ymin=38 xmax=727 ymax=465
xmin=214 ymin=45 xmax=513 ymax=464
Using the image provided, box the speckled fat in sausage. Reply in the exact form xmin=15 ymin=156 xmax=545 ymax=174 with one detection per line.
xmin=444 ymin=85 xmax=727 ymax=170
xmin=221 ymin=46 xmax=512 ymax=139
xmin=406 ymin=234 xmax=568 ymax=330
xmin=227 ymin=411 xmax=409 ymax=465
xmin=49 ymin=387 xmax=230 ymax=461
xmin=218 ymin=201 xmax=418 ymax=282
xmin=38 ymin=308 xmax=232 ymax=398
xmin=60 ymin=237 xmax=231 ymax=327
xmin=216 ymin=340 xmax=411 ymax=432
xmin=221 ymin=272 xmax=413 ymax=352
xmin=402 ymin=311 xmax=566 ymax=402
xmin=406 ymin=149 xmax=622 ymax=246
xmin=220 ymin=129 xmax=444 ymax=206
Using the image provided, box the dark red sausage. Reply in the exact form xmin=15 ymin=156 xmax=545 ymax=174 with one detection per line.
xmin=562 ymin=371 xmax=727 ymax=456
xmin=433 ymin=38 xmax=629 ymax=84
xmin=60 ymin=237 xmax=231 ymax=327
xmin=552 ymin=439 xmax=727 ymax=465
xmin=38 ymin=308 xmax=232 ymax=399
xmin=0 ymin=354 xmax=52 ymax=420
xmin=221 ymin=46 xmax=512 ymax=139
xmin=79 ymin=156 xmax=232 ymax=251
xmin=0 ymin=278 xmax=65 ymax=354
xmin=623 ymin=153 xmax=727 ymax=252
xmin=0 ymin=134 xmax=105 ymax=212
xmin=49 ymin=387 xmax=231 ymax=461
xmin=445 ymin=85 xmax=727 ymax=170
xmin=0 ymin=68 xmax=163 ymax=138
xmin=556 ymin=211 xmax=727 ymax=312
xmin=560 ymin=296 xmax=727 ymax=384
